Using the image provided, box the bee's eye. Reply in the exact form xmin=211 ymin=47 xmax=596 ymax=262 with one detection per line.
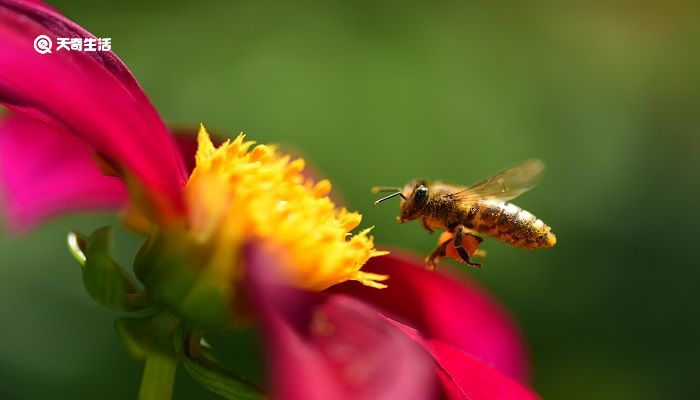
xmin=414 ymin=186 xmax=428 ymax=205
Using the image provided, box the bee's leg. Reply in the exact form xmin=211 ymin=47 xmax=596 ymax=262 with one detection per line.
xmin=455 ymin=225 xmax=484 ymax=245
xmin=454 ymin=226 xmax=482 ymax=268
xmin=425 ymin=239 xmax=451 ymax=271
xmin=462 ymin=227 xmax=484 ymax=244
xmin=421 ymin=217 xmax=434 ymax=234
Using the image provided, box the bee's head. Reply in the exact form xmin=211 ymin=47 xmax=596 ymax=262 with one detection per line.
xmin=372 ymin=180 xmax=430 ymax=222
xmin=398 ymin=180 xmax=430 ymax=223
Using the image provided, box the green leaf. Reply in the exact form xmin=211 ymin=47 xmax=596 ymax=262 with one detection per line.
xmin=82 ymin=226 xmax=149 ymax=311
xmin=175 ymin=328 xmax=266 ymax=400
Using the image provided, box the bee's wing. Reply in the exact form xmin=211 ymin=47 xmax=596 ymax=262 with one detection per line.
xmin=449 ymin=159 xmax=546 ymax=202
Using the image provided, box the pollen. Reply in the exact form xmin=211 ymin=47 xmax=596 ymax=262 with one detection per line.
xmin=184 ymin=125 xmax=389 ymax=291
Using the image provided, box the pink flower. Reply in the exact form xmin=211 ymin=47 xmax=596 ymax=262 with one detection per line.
xmin=0 ymin=1 xmax=538 ymax=399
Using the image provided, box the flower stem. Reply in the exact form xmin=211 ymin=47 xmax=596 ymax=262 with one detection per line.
xmin=138 ymin=353 xmax=178 ymax=400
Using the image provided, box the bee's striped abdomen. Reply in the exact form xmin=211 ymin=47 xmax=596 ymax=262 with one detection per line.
xmin=464 ymin=200 xmax=556 ymax=249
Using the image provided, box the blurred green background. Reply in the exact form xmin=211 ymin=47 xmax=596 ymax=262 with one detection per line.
xmin=2 ymin=0 xmax=699 ymax=399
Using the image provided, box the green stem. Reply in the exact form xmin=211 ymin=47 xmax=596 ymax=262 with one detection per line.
xmin=138 ymin=353 xmax=178 ymax=400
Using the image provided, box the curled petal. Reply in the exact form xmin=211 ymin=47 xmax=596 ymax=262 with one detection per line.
xmin=394 ymin=322 xmax=538 ymax=400
xmin=0 ymin=0 xmax=187 ymax=219
xmin=0 ymin=114 xmax=126 ymax=229
xmin=330 ymin=252 xmax=530 ymax=382
xmin=245 ymin=244 xmax=437 ymax=400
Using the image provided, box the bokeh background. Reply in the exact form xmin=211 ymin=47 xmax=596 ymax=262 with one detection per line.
xmin=1 ymin=0 xmax=699 ymax=399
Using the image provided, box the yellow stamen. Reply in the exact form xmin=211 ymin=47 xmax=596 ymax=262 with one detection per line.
xmin=184 ymin=125 xmax=388 ymax=291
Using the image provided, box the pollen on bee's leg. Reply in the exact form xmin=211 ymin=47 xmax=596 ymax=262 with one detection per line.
xmin=443 ymin=231 xmax=481 ymax=263
xmin=438 ymin=231 xmax=453 ymax=246
xmin=473 ymin=249 xmax=487 ymax=258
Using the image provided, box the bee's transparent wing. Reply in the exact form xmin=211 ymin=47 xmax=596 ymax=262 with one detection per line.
xmin=449 ymin=159 xmax=546 ymax=202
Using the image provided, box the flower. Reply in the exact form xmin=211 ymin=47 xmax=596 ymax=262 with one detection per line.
xmin=0 ymin=1 xmax=539 ymax=399
xmin=185 ymin=127 xmax=389 ymax=291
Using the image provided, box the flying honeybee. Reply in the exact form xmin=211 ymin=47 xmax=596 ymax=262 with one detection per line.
xmin=372 ymin=159 xmax=556 ymax=270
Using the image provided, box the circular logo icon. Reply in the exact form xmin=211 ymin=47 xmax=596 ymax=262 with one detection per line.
xmin=34 ymin=35 xmax=52 ymax=54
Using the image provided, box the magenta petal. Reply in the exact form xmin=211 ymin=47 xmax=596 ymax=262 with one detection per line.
xmin=0 ymin=113 xmax=127 ymax=229
xmin=394 ymin=322 xmax=539 ymax=400
xmin=245 ymin=244 xmax=438 ymax=400
xmin=329 ymin=252 xmax=530 ymax=383
xmin=0 ymin=0 xmax=187 ymax=215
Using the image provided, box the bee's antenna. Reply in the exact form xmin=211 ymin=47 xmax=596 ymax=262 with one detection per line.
xmin=371 ymin=186 xmax=402 ymax=194
xmin=374 ymin=191 xmax=405 ymax=205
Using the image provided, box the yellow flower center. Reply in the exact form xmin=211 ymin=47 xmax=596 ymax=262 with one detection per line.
xmin=184 ymin=125 xmax=388 ymax=291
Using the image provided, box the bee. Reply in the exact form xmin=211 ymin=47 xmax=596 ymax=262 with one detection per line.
xmin=372 ymin=159 xmax=556 ymax=270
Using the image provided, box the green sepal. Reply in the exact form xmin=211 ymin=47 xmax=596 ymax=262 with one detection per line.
xmin=134 ymin=232 xmax=235 ymax=332
xmin=115 ymin=310 xmax=182 ymax=360
xmin=133 ymin=233 xmax=162 ymax=284
xmin=79 ymin=227 xmax=150 ymax=311
xmin=174 ymin=327 xmax=266 ymax=400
